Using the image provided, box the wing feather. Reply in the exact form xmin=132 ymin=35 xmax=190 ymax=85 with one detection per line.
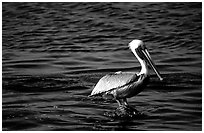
xmin=90 ymin=72 xmax=138 ymax=96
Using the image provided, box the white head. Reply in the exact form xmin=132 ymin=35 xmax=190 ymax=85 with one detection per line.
xmin=128 ymin=39 xmax=163 ymax=81
xmin=129 ymin=39 xmax=144 ymax=52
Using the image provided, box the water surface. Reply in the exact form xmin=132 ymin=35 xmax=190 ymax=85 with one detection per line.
xmin=2 ymin=2 xmax=202 ymax=131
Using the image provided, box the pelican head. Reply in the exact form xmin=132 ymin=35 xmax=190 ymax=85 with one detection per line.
xmin=129 ymin=39 xmax=163 ymax=81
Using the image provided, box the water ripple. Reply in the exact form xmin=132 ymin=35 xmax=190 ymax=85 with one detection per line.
xmin=2 ymin=2 xmax=201 ymax=131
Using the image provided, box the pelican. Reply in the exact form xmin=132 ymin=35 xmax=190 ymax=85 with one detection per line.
xmin=89 ymin=39 xmax=163 ymax=116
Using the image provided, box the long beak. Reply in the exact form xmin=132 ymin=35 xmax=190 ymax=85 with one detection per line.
xmin=142 ymin=48 xmax=163 ymax=81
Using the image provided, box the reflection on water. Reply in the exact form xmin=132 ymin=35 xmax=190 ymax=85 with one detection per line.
xmin=2 ymin=2 xmax=202 ymax=131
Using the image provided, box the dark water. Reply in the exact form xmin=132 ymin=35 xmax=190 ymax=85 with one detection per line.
xmin=2 ymin=2 xmax=202 ymax=131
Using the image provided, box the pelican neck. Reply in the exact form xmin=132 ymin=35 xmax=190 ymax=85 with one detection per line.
xmin=131 ymin=49 xmax=149 ymax=75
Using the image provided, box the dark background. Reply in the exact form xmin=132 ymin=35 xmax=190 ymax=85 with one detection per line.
xmin=2 ymin=2 xmax=202 ymax=130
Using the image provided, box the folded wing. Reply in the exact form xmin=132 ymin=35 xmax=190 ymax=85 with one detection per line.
xmin=90 ymin=72 xmax=139 ymax=96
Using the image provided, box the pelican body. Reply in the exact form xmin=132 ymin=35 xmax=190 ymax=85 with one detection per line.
xmin=90 ymin=40 xmax=163 ymax=109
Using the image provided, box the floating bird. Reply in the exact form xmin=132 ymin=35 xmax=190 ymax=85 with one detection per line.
xmin=89 ymin=39 xmax=163 ymax=116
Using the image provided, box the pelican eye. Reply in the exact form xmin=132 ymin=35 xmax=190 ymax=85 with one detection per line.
xmin=140 ymin=44 xmax=147 ymax=50
xmin=135 ymin=47 xmax=145 ymax=60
